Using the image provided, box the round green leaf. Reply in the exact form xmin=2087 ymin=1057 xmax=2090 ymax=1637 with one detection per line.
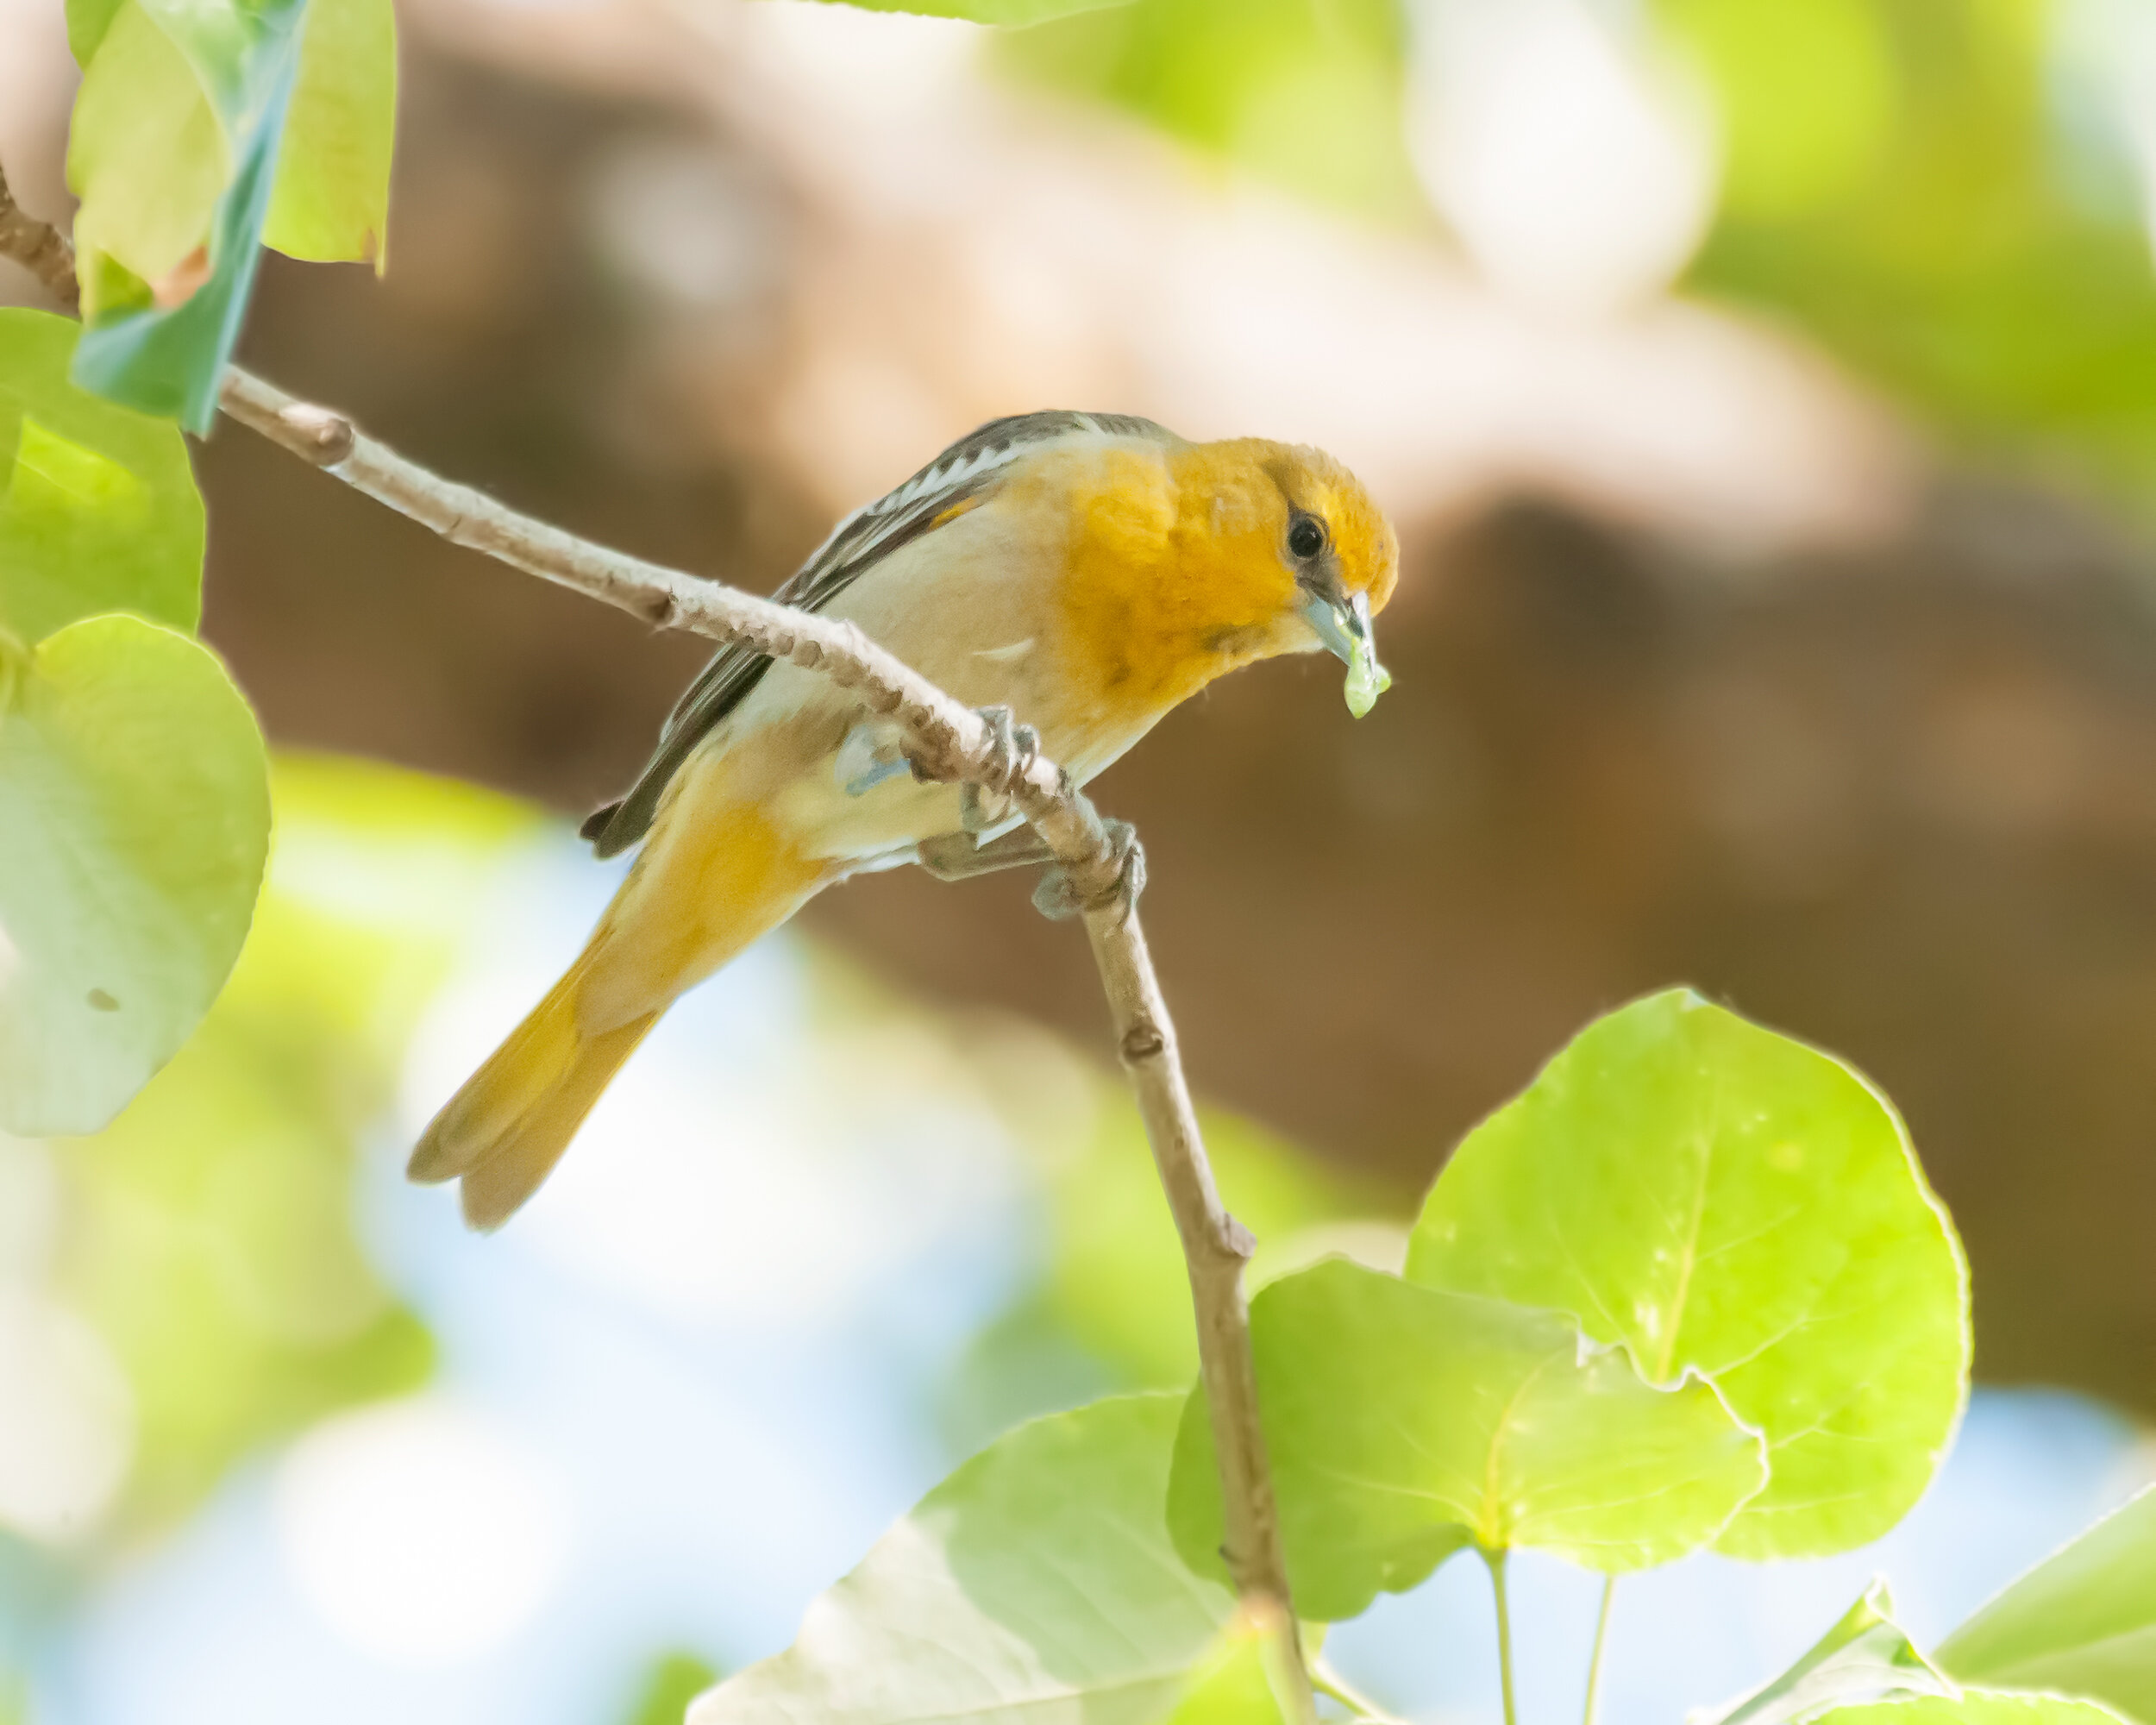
xmin=0 ymin=614 xmax=269 ymax=1134
xmin=1406 ymin=989 xmax=1969 ymax=1559
xmin=689 ymin=1394 xmax=1232 ymax=1725
xmin=0 ymin=309 xmax=204 ymax=643
xmin=1940 ymin=1487 xmax=2156 ymax=1725
xmin=1167 ymin=1259 xmax=1767 ymax=1622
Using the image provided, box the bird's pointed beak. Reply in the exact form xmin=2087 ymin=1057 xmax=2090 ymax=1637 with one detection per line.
xmin=1301 ymin=589 xmax=1392 ymax=718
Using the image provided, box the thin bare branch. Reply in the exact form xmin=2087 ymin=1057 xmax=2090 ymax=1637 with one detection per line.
xmin=0 ymin=160 xmax=1312 ymax=1713
xmin=0 ymin=179 xmax=77 ymax=309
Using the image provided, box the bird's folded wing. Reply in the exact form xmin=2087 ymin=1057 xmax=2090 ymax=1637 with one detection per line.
xmin=582 ymin=410 xmax=1170 ymax=856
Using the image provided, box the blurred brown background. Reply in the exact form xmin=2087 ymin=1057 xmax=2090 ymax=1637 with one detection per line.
xmin=9 ymin=0 xmax=2153 ymax=1407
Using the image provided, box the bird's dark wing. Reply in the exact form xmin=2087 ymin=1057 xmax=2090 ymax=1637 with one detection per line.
xmin=581 ymin=411 xmax=1174 ymax=856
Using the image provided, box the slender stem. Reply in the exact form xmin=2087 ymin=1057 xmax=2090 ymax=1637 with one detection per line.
xmin=1311 ymin=1656 xmax=1412 ymax=1725
xmin=1085 ymin=915 xmax=1273 ymax=1538
xmin=1487 ymin=1551 xmax=1520 ymax=1725
xmin=0 ymin=160 xmax=1314 ymax=1716
xmin=1082 ymin=908 xmax=1313 ymax=1722
xmin=1583 ymin=1575 xmax=1616 ymax=1725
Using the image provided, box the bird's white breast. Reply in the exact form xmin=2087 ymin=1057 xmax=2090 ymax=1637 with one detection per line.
xmin=712 ymin=485 xmax=1156 ymax=869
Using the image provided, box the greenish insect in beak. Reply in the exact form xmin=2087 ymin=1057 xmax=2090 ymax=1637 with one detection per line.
xmin=1301 ymin=589 xmax=1392 ymax=718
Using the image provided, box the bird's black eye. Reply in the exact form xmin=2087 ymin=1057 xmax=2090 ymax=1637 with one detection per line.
xmin=1288 ymin=515 xmax=1326 ymax=561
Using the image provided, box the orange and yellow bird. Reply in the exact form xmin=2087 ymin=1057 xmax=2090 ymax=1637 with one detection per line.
xmin=411 ymin=411 xmax=1400 ymax=1227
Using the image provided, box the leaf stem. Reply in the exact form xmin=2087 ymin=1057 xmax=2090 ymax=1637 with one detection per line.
xmin=1584 ymin=1575 xmax=1616 ymax=1725
xmin=1311 ymin=1657 xmax=1412 ymax=1724
xmin=1488 ymin=1550 xmax=1520 ymax=1725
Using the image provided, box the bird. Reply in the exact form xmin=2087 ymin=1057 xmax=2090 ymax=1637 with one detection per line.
xmin=409 ymin=411 xmax=1400 ymax=1228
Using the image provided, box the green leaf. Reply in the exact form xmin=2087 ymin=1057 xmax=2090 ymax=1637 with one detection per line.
xmin=1815 ymin=1693 xmax=2132 ymax=1725
xmin=66 ymin=0 xmax=310 ymax=429
xmin=1167 ymin=1259 xmax=1767 ymax=1622
xmin=262 ymin=0 xmax=394 ymax=267
xmin=0 ymin=308 xmax=204 ymax=643
xmin=66 ymin=3 xmax=231 ymax=294
xmin=0 ymin=614 xmax=269 ymax=1135
xmin=1704 ymin=1579 xmax=1957 ymax=1725
xmin=813 ymin=0 xmax=1135 ymax=25
xmin=1406 ymin=988 xmax=1970 ymax=1559
xmin=689 ymin=1394 xmax=1232 ymax=1725
xmin=1161 ymin=1610 xmax=1298 ymax=1725
xmin=1939 ymin=1487 xmax=2156 ymax=1724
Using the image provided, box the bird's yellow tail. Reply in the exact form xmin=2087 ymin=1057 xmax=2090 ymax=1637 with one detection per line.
xmin=410 ymin=759 xmax=833 ymax=1229
xmin=408 ymin=956 xmax=657 ymax=1230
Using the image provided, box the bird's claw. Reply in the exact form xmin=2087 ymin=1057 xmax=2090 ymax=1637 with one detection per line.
xmin=961 ymin=705 xmax=1041 ymax=834
xmin=1032 ymin=819 xmax=1145 ymax=924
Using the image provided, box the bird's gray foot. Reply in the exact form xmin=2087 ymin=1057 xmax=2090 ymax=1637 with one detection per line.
xmin=1032 ymin=819 xmax=1145 ymax=924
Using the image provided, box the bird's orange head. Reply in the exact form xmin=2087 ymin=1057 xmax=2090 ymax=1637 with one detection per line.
xmin=1165 ymin=437 xmax=1401 ymax=716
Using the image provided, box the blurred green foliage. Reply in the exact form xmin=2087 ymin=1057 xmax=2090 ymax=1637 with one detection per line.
xmin=1657 ymin=0 xmax=2156 ymax=498
xmin=940 ymin=1074 xmax=1402 ymax=1452
xmin=52 ymin=755 xmax=534 ymax=1532
xmin=1000 ymin=0 xmax=1424 ymax=221
xmin=1007 ymin=0 xmax=2156 ymax=499
xmin=1658 ymin=0 xmax=1903 ymax=223
xmin=827 ymin=0 xmax=1135 ymax=22
xmin=1042 ymin=1100 xmax=1401 ymax=1390
xmin=622 ymin=1652 xmax=723 ymax=1725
